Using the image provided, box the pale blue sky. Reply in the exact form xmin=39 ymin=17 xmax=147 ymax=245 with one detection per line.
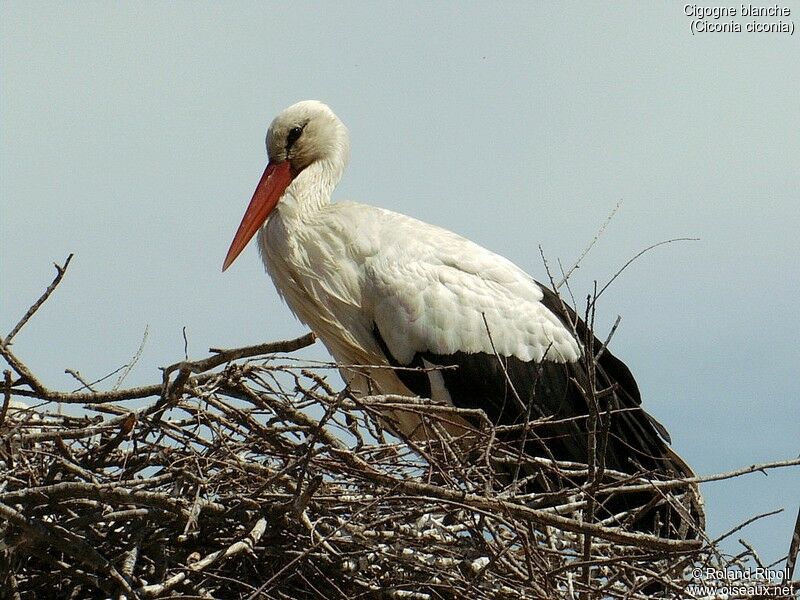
xmin=2 ymin=2 xmax=798 ymax=561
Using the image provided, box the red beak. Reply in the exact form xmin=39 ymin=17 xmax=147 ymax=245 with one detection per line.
xmin=222 ymin=161 xmax=295 ymax=271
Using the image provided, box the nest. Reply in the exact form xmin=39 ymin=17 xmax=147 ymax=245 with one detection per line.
xmin=1 ymin=257 xmax=798 ymax=599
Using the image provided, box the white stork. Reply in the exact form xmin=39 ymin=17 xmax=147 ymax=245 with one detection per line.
xmin=222 ymin=100 xmax=703 ymax=537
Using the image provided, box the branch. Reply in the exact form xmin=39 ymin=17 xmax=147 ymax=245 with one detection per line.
xmin=2 ymin=254 xmax=73 ymax=347
xmin=556 ymin=200 xmax=621 ymax=289
xmin=4 ymin=333 xmax=316 ymax=405
xmin=594 ymin=238 xmax=699 ymax=302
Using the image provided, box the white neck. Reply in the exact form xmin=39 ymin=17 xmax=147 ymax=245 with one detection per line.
xmin=278 ymin=154 xmax=345 ymax=219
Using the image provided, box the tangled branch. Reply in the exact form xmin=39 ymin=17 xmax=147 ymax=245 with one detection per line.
xmin=1 ymin=257 xmax=797 ymax=599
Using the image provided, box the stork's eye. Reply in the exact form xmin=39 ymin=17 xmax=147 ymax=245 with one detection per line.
xmin=286 ymin=126 xmax=303 ymax=148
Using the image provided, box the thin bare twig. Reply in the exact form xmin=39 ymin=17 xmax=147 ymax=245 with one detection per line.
xmin=594 ymin=238 xmax=699 ymax=302
xmin=556 ymin=200 xmax=622 ymax=290
xmin=115 ymin=325 xmax=150 ymax=390
xmin=783 ymin=503 xmax=800 ymax=582
xmin=2 ymin=253 xmax=74 ymax=346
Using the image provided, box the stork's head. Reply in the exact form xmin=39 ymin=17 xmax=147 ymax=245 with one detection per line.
xmin=266 ymin=100 xmax=349 ymax=173
xmin=223 ymin=100 xmax=350 ymax=271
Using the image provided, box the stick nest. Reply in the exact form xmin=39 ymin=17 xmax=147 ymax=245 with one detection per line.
xmin=1 ymin=257 xmax=797 ymax=599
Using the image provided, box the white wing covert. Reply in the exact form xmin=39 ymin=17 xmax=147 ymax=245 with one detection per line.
xmin=363 ymin=214 xmax=581 ymax=366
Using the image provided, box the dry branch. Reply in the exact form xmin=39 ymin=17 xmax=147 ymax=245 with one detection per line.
xmin=1 ymin=260 xmax=797 ymax=599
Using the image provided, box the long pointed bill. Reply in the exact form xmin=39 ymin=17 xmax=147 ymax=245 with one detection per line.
xmin=222 ymin=161 xmax=295 ymax=271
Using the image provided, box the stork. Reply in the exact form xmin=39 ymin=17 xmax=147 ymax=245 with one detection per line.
xmin=222 ymin=100 xmax=703 ymax=538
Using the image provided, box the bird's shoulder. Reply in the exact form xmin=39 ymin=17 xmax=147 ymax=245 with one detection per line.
xmin=325 ymin=202 xmax=540 ymax=290
xmin=324 ymin=204 xmax=580 ymax=364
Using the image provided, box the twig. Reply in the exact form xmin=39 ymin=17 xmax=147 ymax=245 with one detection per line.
xmin=208 ymin=332 xmax=316 ymax=360
xmin=65 ymin=369 xmax=96 ymax=392
xmin=115 ymin=325 xmax=150 ymax=390
xmin=1 ymin=370 xmax=11 ymax=430
xmin=594 ymin=238 xmax=699 ymax=303
xmin=556 ymin=200 xmax=622 ymax=290
xmin=599 ymin=457 xmax=800 ymax=495
xmin=784 ymin=503 xmax=800 ymax=582
xmin=2 ymin=254 xmax=74 ymax=346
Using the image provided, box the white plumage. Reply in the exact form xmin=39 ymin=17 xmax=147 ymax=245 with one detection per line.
xmin=223 ymin=100 xmax=703 ymax=537
xmin=264 ymin=201 xmax=579 ymax=366
xmin=227 ymin=101 xmax=579 ymax=405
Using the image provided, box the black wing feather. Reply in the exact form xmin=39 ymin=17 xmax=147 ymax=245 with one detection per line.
xmin=372 ymin=280 xmax=703 ymax=537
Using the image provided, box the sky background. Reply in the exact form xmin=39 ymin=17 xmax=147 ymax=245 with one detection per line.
xmin=2 ymin=2 xmax=798 ymax=564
